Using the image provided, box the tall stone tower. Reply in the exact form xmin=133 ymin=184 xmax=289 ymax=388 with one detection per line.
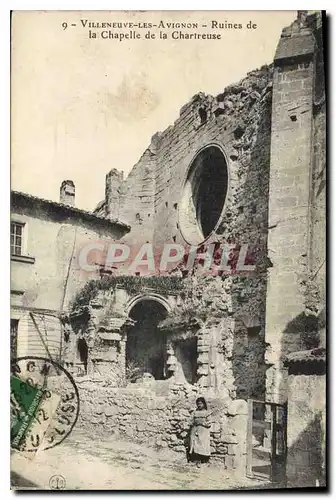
xmin=265 ymin=11 xmax=325 ymax=403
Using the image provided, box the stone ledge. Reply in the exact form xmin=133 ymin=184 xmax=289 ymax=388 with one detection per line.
xmin=275 ymin=29 xmax=315 ymax=65
xmin=11 ymin=254 xmax=35 ymax=264
xmin=284 ymin=347 xmax=326 ymax=375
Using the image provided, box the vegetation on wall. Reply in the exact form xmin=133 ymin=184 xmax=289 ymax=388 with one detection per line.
xmin=70 ymin=275 xmax=184 ymax=313
xmin=159 ymin=275 xmax=231 ymax=331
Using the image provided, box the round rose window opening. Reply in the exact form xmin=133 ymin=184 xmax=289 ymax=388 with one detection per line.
xmin=179 ymin=145 xmax=228 ymax=246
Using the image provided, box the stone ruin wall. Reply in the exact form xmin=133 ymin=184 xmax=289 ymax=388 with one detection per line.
xmin=100 ymin=65 xmax=274 ymax=402
xmin=264 ymin=11 xmax=326 ymax=403
xmin=64 ymin=12 xmax=326 ymax=474
xmin=98 ymin=10 xmax=326 ymax=408
xmin=111 ymin=65 xmax=273 ymax=251
xmin=76 ymin=377 xmax=249 ymax=471
xmin=285 ymin=359 xmax=326 ymax=487
xmin=66 ymin=274 xmax=268 ymax=401
xmin=64 ymin=65 xmax=277 ymax=468
xmin=310 ymin=14 xmax=326 ymax=340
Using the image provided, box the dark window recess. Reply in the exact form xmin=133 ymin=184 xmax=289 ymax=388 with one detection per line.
xmin=173 ymin=203 xmax=178 ymax=210
xmin=196 ymin=149 xmax=228 ymax=238
xmin=180 ymin=145 xmax=228 ymax=245
xmin=247 ymin=326 xmax=261 ymax=338
xmin=11 ymin=222 xmax=24 ymax=256
xmin=198 ymin=107 xmax=207 ymax=124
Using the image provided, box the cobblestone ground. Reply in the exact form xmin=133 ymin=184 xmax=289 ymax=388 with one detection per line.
xmin=11 ymin=429 xmax=268 ymax=491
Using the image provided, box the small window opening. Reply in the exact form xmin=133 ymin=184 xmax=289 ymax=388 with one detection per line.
xmin=11 ymin=222 xmax=24 ymax=256
xmin=199 ymin=107 xmax=207 ymax=125
xmin=247 ymin=326 xmax=261 ymax=339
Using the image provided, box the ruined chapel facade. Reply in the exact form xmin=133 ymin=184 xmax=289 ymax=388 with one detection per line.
xmin=64 ymin=12 xmax=325 ymax=481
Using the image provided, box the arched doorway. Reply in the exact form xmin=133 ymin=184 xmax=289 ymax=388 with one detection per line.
xmin=125 ymin=299 xmax=168 ymax=382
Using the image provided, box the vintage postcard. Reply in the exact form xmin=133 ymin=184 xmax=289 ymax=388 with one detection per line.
xmin=10 ymin=10 xmax=326 ymax=490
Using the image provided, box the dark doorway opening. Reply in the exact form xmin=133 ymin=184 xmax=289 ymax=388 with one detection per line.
xmin=247 ymin=399 xmax=287 ymax=484
xmin=174 ymin=337 xmax=198 ymax=384
xmin=77 ymin=338 xmax=88 ymax=373
xmin=126 ymin=300 xmax=168 ymax=381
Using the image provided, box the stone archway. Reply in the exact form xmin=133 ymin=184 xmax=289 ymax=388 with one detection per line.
xmin=125 ymin=293 xmax=173 ymax=316
xmin=125 ymin=296 xmax=170 ymax=382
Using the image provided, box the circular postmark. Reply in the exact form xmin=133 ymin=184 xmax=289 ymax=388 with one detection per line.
xmin=49 ymin=474 xmax=66 ymax=490
xmin=11 ymin=356 xmax=80 ymax=453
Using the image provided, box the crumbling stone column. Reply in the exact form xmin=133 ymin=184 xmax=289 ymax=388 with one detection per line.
xmin=105 ymin=168 xmax=124 ymax=220
xmin=166 ymin=341 xmax=177 ymax=378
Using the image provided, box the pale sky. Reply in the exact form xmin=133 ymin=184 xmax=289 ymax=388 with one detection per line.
xmin=11 ymin=10 xmax=297 ymax=211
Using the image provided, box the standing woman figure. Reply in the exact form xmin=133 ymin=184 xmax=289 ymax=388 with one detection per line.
xmin=189 ymin=397 xmax=211 ymax=466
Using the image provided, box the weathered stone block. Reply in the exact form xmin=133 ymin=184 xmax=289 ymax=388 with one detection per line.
xmin=227 ymin=399 xmax=248 ymax=416
xmin=224 ymin=455 xmax=236 ymax=469
xmin=173 ymin=445 xmax=186 ymax=453
xmin=211 ymin=422 xmax=221 ymax=433
xmin=221 ymin=434 xmax=239 ymax=444
xmin=217 ymin=444 xmax=228 ymax=454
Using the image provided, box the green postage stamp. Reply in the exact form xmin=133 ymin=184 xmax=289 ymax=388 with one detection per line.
xmin=11 ymin=376 xmax=45 ymax=449
xmin=10 ymin=357 xmax=78 ymax=456
xmin=11 ymin=374 xmax=61 ymax=453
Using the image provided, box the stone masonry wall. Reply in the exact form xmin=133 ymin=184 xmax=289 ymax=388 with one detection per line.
xmin=310 ymin=100 xmax=326 ymax=340
xmin=100 ymin=65 xmax=274 ymax=401
xmin=76 ymin=377 xmax=248 ymax=471
xmin=286 ymin=368 xmax=326 ymax=487
xmin=310 ymin=13 xmax=326 ymax=342
xmin=93 ymin=12 xmax=325 ymax=408
xmin=265 ymin=17 xmax=317 ymax=403
xmin=112 ymin=67 xmax=273 ymax=252
xmin=118 ymin=149 xmax=156 ymax=247
xmin=265 ymin=12 xmax=326 ymax=403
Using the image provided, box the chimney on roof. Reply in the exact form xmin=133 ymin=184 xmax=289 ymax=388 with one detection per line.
xmin=105 ymin=169 xmax=123 ymax=219
xmin=60 ymin=180 xmax=75 ymax=207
